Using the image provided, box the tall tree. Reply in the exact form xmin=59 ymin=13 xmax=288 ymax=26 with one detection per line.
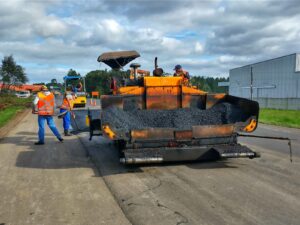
xmin=67 ymin=69 xmax=80 ymax=76
xmin=51 ymin=78 xmax=57 ymax=84
xmin=0 ymin=55 xmax=28 ymax=85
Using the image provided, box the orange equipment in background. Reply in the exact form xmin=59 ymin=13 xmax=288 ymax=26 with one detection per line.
xmin=91 ymin=91 xmax=99 ymax=98
xmin=130 ymin=68 xmax=150 ymax=79
xmin=90 ymin=91 xmax=99 ymax=106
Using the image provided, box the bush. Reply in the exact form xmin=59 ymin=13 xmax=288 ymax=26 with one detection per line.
xmin=0 ymin=93 xmax=33 ymax=110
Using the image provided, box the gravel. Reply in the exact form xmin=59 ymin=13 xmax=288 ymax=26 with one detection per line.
xmin=102 ymin=103 xmax=247 ymax=133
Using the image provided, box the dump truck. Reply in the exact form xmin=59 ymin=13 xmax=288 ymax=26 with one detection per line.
xmin=88 ymin=50 xmax=261 ymax=164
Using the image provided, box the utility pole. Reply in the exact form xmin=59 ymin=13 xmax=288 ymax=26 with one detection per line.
xmin=250 ymin=66 xmax=253 ymax=100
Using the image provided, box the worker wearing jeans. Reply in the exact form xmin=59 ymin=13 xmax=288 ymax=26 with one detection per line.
xmin=38 ymin=115 xmax=62 ymax=143
xmin=59 ymin=92 xmax=75 ymax=136
xmin=33 ymin=85 xmax=63 ymax=145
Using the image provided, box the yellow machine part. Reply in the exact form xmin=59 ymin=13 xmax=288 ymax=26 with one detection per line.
xmin=117 ymin=77 xmax=206 ymax=95
xmin=85 ymin=115 xmax=90 ymax=126
xmin=182 ymin=86 xmax=206 ymax=95
xmin=115 ymin=76 xmax=207 ymax=110
xmin=144 ymin=76 xmax=182 ymax=86
xmin=102 ymin=125 xmax=116 ymax=139
xmin=145 ymin=77 xmax=206 ymax=109
xmin=74 ymin=96 xmax=87 ymax=106
xmin=243 ymin=119 xmax=257 ymax=132
xmin=118 ymin=86 xmax=144 ymax=95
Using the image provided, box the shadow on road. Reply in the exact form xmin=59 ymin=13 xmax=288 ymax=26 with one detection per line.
xmin=0 ymin=132 xmax=99 ymax=171
xmin=14 ymin=131 xmax=39 ymax=136
xmin=123 ymin=160 xmax=239 ymax=170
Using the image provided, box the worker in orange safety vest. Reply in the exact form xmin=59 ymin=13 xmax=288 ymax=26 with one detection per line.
xmin=33 ymin=85 xmax=63 ymax=145
xmin=173 ymin=64 xmax=190 ymax=85
xmin=59 ymin=91 xmax=76 ymax=136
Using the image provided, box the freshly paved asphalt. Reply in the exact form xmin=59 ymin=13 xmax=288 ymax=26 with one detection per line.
xmin=72 ymin=106 xmax=300 ymax=225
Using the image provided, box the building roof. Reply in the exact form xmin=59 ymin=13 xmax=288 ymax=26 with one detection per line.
xmin=0 ymin=83 xmax=43 ymax=92
xmin=230 ymin=53 xmax=298 ymax=71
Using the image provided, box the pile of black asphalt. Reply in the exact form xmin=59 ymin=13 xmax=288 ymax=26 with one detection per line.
xmin=102 ymin=102 xmax=247 ymax=133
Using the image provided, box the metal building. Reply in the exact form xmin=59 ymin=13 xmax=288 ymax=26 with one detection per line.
xmin=229 ymin=53 xmax=300 ymax=110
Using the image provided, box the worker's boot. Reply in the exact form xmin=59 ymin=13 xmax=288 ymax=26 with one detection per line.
xmin=64 ymin=130 xmax=72 ymax=136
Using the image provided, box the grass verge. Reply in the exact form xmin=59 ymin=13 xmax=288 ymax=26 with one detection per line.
xmin=0 ymin=106 xmax=24 ymax=127
xmin=0 ymin=94 xmax=33 ymax=128
xmin=259 ymin=108 xmax=300 ymax=129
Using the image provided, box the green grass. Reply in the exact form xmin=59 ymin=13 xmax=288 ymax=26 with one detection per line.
xmin=0 ymin=94 xmax=33 ymax=128
xmin=0 ymin=106 xmax=24 ymax=127
xmin=259 ymin=109 xmax=300 ymax=129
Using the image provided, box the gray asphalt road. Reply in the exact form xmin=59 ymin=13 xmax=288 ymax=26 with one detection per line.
xmin=0 ymin=112 xmax=130 ymax=225
xmin=73 ymin=109 xmax=300 ymax=225
xmin=239 ymin=124 xmax=300 ymax=157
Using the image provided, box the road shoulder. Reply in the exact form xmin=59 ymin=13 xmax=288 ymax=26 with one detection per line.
xmin=0 ymin=108 xmax=30 ymax=139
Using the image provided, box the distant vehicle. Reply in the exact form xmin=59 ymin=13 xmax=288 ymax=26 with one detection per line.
xmin=15 ymin=90 xmax=31 ymax=98
xmin=63 ymin=75 xmax=87 ymax=108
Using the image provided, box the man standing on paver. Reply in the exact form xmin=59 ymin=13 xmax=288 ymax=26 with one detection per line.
xmin=33 ymin=85 xmax=63 ymax=145
xmin=173 ymin=64 xmax=190 ymax=85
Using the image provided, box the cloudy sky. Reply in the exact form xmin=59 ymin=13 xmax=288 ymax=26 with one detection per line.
xmin=0 ymin=0 xmax=299 ymax=83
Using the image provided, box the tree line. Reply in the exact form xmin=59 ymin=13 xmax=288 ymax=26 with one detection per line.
xmin=85 ymin=69 xmax=129 ymax=94
xmin=0 ymin=55 xmax=229 ymax=94
xmin=84 ymin=70 xmax=229 ymax=94
xmin=190 ymin=76 xmax=229 ymax=93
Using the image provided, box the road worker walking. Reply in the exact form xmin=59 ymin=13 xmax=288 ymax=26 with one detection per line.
xmin=33 ymin=85 xmax=63 ymax=145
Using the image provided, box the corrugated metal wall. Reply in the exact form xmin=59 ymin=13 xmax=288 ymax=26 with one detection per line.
xmin=296 ymin=54 xmax=300 ymax=72
xmin=229 ymin=54 xmax=300 ymax=109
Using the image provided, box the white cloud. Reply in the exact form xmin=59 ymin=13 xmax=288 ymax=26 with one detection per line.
xmin=195 ymin=42 xmax=204 ymax=53
xmin=34 ymin=14 xmax=68 ymax=37
xmin=0 ymin=0 xmax=68 ymax=41
xmin=102 ymin=19 xmax=123 ymax=35
xmin=0 ymin=0 xmax=299 ymax=82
